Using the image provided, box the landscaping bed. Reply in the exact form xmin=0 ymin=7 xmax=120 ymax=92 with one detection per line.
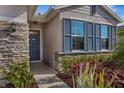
xmin=1 ymin=78 xmax=38 ymax=88
xmin=57 ymin=61 xmax=124 ymax=88
xmin=0 ymin=61 xmax=39 ymax=88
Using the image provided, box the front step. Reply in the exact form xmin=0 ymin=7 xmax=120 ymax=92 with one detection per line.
xmin=34 ymin=74 xmax=69 ymax=88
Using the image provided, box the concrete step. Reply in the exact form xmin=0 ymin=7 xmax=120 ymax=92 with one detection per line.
xmin=34 ymin=74 xmax=69 ymax=88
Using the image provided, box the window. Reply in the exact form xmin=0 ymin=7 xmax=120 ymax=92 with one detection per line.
xmin=72 ymin=37 xmax=84 ymax=50
xmin=101 ymin=38 xmax=109 ymax=49
xmin=101 ymin=25 xmax=109 ymax=38
xmin=71 ymin=20 xmax=84 ymax=50
xmin=95 ymin=24 xmax=116 ymax=51
xmin=63 ymin=19 xmax=85 ymax=51
xmin=111 ymin=26 xmax=116 ymax=49
xmin=91 ymin=5 xmax=96 ymax=15
xmin=87 ymin=23 xmax=94 ymax=51
xmin=101 ymin=25 xmax=109 ymax=50
xmin=63 ymin=19 xmax=116 ymax=52
xmin=72 ymin=20 xmax=84 ymax=36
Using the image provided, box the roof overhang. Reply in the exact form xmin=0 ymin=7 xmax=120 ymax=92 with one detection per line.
xmin=29 ymin=7 xmax=59 ymax=23
xmin=117 ymin=22 xmax=124 ymax=26
xmin=27 ymin=5 xmax=37 ymax=19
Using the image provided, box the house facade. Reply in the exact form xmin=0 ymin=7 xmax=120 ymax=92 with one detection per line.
xmin=0 ymin=5 xmax=122 ymax=69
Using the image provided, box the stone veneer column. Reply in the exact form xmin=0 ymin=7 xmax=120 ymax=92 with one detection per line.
xmin=0 ymin=21 xmax=29 ymax=68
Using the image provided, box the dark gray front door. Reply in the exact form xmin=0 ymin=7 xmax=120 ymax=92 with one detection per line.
xmin=29 ymin=31 xmax=40 ymax=61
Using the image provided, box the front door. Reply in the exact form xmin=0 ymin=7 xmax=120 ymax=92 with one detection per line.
xmin=29 ymin=30 xmax=40 ymax=61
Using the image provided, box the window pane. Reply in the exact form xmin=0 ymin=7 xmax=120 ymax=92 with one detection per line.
xmin=101 ymin=38 xmax=109 ymax=49
xmin=64 ymin=36 xmax=71 ymax=51
xmin=88 ymin=23 xmax=93 ymax=36
xmin=88 ymin=37 xmax=93 ymax=51
xmin=96 ymin=38 xmax=100 ymax=51
xmin=71 ymin=20 xmax=84 ymax=36
xmin=72 ymin=37 xmax=84 ymax=50
xmin=96 ymin=24 xmax=100 ymax=36
xmin=101 ymin=25 xmax=109 ymax=38
xmin=64 ymin=19 xmax=71 ymax=35
xmin=112 ymin=38 xmax=116 ymax=49
xmin=112 ymin=26 xmax=116 ymax=37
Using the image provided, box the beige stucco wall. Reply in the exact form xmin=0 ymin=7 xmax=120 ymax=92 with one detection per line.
xmin=43 ymin=14 xmax=62 ymax=68
xmin=0 ymin=5 xmax=27 ymax=23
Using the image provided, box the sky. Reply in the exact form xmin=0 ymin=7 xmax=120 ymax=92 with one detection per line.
xmin=108 ymin=5 xmax=124 ymax=21
xmin=35 ymin=5 xmax=52 ymax=15
xmin=36 ymin=5 xmax=124 ymax=22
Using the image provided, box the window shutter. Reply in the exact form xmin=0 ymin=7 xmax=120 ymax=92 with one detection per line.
xmin=87 ymin=22 xmax=94 ymax=51
xmin=111 ymin=26 xmax=116 ymax=50
xmin=109 ymin=26 xmax=112 ymax=50
xmin=95 ymin=24 xmax=101 ymax=51
xmin=63 ymin=19 xmax=71 ymax=52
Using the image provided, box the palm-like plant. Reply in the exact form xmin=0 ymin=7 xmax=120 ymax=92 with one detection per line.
xmin=72 ymin=63 xmax=114 ymax=88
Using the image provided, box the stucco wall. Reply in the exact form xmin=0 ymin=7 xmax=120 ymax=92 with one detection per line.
xmin=0 ymin=5 xmax=27 ymax=23
xmin=43 ymin=14 xmax=62 ymax=68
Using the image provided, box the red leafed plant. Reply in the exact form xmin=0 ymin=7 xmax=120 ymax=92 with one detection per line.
xmin=70 ymin=62 xmax=124 ymax=88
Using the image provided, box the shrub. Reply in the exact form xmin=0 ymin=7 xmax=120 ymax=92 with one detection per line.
xmin=113 ymin=29 xmax=124 ymax=68
xmin=72 ymin=63 xmax=114 ymax=88
xmin=2 ymin=60 xmax=35 ymax=88
xmin=61 ymin=53 xmax=113 ymax=72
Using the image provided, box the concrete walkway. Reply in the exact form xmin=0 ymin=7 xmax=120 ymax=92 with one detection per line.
xmin=30 ymin=62 xmax=69 ymax=88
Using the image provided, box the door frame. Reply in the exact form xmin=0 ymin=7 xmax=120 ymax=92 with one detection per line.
xmin=29 ymin=28 xmax=42 ymax=63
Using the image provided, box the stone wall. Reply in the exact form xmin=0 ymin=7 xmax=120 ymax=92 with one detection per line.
xmin=55 ymin=51 xmax=113 ymax=73
xmin=0 ymin=21 xmax=29 ymax=68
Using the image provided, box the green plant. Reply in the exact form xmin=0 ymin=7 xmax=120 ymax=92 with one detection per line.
xmin=2 ymin=60 xmax=35 ymax=88
xmin=72 ymin=63 xmax=114 ymax=88
xmin=113 ymin=29 xmax=124 ymax=68
xmin=61 ymin=54 xmax=113 ymax=72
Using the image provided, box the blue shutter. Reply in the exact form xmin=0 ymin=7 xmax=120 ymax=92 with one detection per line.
xmin=87 ymin=23 xmax=94 ymax=51
xmin=95 ymin=24 xmax=101 ymax=51
xmin=64 ymin=19 xmax=71 ymax=52
xmin=112 ymin=26 xmax=116 ymax=49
